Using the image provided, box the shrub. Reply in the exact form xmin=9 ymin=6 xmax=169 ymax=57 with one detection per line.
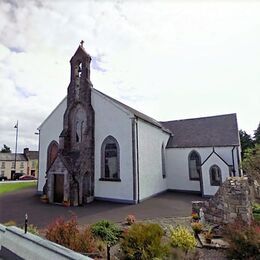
xmin=45 ymin=216 xmax=79 ymax=248
xmin=191 ymin=222 xmax=203 ymax=234
xmin=170 ymin=226 xmax=196 ymax=253
xmin=45 ymin=216 xmax=100 ymax=255
xmin=27 ymin=224 xmax=39 ymax=235
xmin=120 ymin=222 xmax=169 ymax=260
xmin=125 ymin=214 xmax=136 ymax=225
xmin=191 ymin=213 xmax=199 ymax=221
xmin=225 ymin=221 xmax=260 ymax=260
xmin=4 ymin=220 xmax=16 ymax=226
xmin=91 ymin=220 xmax=121 ymax=246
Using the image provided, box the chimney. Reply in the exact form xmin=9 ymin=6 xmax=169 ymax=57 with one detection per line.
xmin=23 ymin=148 xmax=29 ymax=155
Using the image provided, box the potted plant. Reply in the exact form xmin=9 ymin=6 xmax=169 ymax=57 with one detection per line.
xmin=63 ymin=200 xmax=70 ymax=207
xmin=204 ymin=231 xmax=213 ymax=244
xmin=125 ymin=215 xmax=136 ymax=225
xmin=191 ymin=222 xmax=203 ymax=235
xmin=40 ymin=194 xmax=49 ymax=203
xmin=191 ymin=212 xmax=200 ymax=222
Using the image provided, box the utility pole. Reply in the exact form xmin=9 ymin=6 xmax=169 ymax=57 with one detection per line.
xmin=14 ymin=121 xmax=18 ymax=177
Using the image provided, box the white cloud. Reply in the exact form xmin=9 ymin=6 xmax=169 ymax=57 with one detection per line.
xmin=0 ymin=0 xmax=260 ymax=152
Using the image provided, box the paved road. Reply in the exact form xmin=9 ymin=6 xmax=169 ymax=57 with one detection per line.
xmin=0 ymin=187 xmax=203 ymax=228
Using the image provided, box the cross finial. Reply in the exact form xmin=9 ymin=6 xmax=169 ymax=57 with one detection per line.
xmin=80 ymin=40 xmax=84 ymax=47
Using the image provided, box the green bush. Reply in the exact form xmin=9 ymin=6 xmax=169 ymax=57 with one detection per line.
xmin=253 ymin=203 xmax=260 ymax=213
xmin=91 ymin=220 xmax=121 ymax=246
xmin=120 ymin=222 xmax=169 ymax=260
xmin=27 ymin=224 xmax=39 ymax=235
xmin=170 ymin=226 xmax=196 ymax=253
xmin=225 ymin=221 xmax=260 ymax=260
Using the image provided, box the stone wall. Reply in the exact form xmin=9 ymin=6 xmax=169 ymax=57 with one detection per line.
xmin=192 ymin=177 xmax=253 ymax=224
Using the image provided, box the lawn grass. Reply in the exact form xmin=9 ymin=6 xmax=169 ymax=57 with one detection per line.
xmin=0 ymin=181 xmax=36 ymax=196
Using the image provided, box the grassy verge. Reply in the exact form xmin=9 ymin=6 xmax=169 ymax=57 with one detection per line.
xmin=0 ymin=181 xmax=36 ymax=196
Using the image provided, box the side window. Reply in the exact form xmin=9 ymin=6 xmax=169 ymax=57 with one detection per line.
xmin=101 ymin=136 xmax=120 ymax=181
xmin=188 ymin=151 xmax=201 ymax=180
xmin=210 ymin=165 xmax=222 ymax=186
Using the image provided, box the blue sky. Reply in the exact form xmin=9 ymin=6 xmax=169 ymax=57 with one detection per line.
xmin=0 ymin=0 xmax=259 ymax=152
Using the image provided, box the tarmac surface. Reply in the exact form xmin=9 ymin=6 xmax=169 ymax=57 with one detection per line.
xmin=0 ymin=187 xmax=203 ymax=228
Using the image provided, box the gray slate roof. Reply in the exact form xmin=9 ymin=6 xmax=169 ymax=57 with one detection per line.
xmin=0 ymin=153 xmax=27 ymax=161
xmin=161 ymin=113 xmax=239 ymax=148
xmin=26 ymin=151 xmax=39 ymax=160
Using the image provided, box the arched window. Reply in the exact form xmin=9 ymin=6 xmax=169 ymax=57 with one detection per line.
xmin=209 ymin=165 xmax=222 ymax=186
xmin=73 ymin=106 xmax=86 ymax=145
xmin=76 ymin=121 xmax=80 ymax=142
xmin=101 ymin=136 xmax=120 ymax=181
xmin=80 ymin=121 xmax=84 ymax=142
xmin=161 ymin=144 xmax=166 ymax=178
xmin=188 ymin=151 xmax=201 ymax=180
xmin=47 ymin=141 xmax=58 ymax=169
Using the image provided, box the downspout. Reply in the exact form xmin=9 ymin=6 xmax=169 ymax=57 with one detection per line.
xmin=135 ymin=118 xmax=140 ymax=203
xmin=231 ymin=146 xmax=236 ymax=176
xmin=131 ymin=117 xmax=137 ymax=204
xmin=236 ymin=146 xmax=241 ymax=177
xmin=36 ymin=129 xmax=40 ymax=193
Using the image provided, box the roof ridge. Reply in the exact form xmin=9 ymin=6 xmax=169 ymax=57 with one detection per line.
xmin=161 ymin=113 xmax=236 ymax=124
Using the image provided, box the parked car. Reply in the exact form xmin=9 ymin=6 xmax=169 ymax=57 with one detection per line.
xmin=13 ymin=172 xmax=24 ymax=180
xmin=19 ymin=175 xmax=37 ymax=181
xmin=0 ymin=176 xmax=7 ymax=181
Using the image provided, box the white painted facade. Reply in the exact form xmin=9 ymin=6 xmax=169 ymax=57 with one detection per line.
xmin=38 ymin=90 xmax=241 ymax=202
xmin=137 ymin=119 xmax=170 ymax=200
xmin=38 ymin=98 xmax=66 ymax=192
xmin=165 ymin=146 xmax=241 ymax=195
xmin=201 ymin=153 xmax=230 ymax=196
xmin=92 ymin=90 xmax=134 ymax=202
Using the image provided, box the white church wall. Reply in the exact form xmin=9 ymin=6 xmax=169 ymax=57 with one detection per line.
xmin=137 ymin=119 xmax=170 ymax=201
xmin=165 ymin=146 xmax=240 ymax=193
xmin=166 ymin=148 xmax=201 ymax=192
xmin=92 ymin=90 xmax=134 ymax=203
xmin=38 ymin=98 xmax=67 ymax=192
xmin=201 ymin=154 xmax=230 ymax=196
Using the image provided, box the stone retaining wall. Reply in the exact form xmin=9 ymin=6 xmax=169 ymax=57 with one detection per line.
xmin=192 ymin=177 xmax=252 ymax=224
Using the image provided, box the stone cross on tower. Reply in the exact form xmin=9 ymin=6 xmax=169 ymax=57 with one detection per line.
xmin=80 ymin=40 xmax=84 ymax=47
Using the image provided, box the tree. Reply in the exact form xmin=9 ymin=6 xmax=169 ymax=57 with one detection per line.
xmin=243 ymin=144 xmax=260 ymax=182
xmin=0 ymin=144 xmax=11 ymax=153
xmin=239 ymin=130 xmax=254 ymax=159
xmin=253 ymin=122 xmax=260 ymax=144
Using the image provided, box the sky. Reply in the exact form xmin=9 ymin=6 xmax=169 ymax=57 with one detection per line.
xmin=0 ymin=0 xmax=259 ymax=153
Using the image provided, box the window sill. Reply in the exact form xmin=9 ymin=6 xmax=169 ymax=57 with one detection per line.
xmin=210 ymin=183 xmax=221 ymax=186
xmin=99 ymin=178 xmax=121 ymax=182
xmin=189 ymin=178 xmax=200 ymax=181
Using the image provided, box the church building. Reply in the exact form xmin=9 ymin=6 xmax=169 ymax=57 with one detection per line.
xmin=37 ymin=43 xmax=241 ymax=206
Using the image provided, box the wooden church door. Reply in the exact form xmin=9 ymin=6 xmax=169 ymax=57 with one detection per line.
xmin=54 ymin=174 xmax=64 ymax=203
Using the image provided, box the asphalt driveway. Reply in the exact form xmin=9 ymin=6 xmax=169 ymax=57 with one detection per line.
xmin=0 ymin=187 xmax=203 ymax=228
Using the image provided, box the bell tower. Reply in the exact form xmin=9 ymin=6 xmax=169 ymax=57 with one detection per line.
xmin=57 ymin=41 xmax=95 ymax=205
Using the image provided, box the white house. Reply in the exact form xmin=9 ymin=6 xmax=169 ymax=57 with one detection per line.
xmin=37 ymin=44 xmax=241 ymax=205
